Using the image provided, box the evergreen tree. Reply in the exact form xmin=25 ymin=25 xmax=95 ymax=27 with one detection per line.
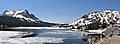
xmin=86 ymin=21 xmax=101 ymax=30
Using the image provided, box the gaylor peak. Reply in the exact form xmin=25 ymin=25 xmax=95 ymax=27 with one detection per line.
xmin=70 ymin=10 xmax=120 ymax=29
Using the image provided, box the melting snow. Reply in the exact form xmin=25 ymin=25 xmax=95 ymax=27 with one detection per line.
xmin=0 ymin=27 xmax=87 ymax=44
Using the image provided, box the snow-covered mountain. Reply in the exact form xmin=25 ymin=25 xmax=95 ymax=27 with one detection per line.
xmin=0 ymin=10 xmax=58 ymax=27
xmin=3 ymin=10 xmax=40 ymax=22
xmin=69 ymin=10 xmax=120 ymax=29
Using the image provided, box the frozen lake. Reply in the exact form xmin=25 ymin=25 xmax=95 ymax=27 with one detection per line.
xmin=0 ymin=27 xmax=87 ymax=44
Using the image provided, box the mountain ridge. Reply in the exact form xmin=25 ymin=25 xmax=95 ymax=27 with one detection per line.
xmin=69 ymin=10 xmax=120 ymax=30
xmin=3 ymin=10 xmax=40 ymax=23
xmin=0 ymin=10 xmax=59 ymax=27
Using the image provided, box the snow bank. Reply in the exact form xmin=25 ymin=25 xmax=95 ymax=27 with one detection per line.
xmin=0 ymin=30 xmax=65 ymax=44
xmin=0 ymin=31 xmax=27 ymax=39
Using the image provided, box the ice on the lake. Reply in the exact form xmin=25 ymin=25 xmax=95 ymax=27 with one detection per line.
xmin=0 ymin=27 xmax=87 ymax=44
xmin=0 ymin=37 xmax=64 ymax=44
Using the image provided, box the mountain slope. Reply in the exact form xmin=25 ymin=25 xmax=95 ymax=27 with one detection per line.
xmin=69 ymin=10 xmax=120 ymax=30
xmin=0 ymin=10 xmax=58 ymax=27
xmin=3 ymin=10 xmax=40 ymax=23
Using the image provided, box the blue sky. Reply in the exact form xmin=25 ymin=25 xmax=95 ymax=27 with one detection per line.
xmin=0 ymin=0 xmax=120 ymax=22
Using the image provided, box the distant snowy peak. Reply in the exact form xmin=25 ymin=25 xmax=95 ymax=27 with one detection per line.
xmin=3 ymin=10 xmax=32 ymax=18
xmin=70 ymin=10 xmax=120 ymax=26
xmin=3 ymin=10 xmax=15 ymax=16
xmin=3 ymin=10 xmax=40 ymax=22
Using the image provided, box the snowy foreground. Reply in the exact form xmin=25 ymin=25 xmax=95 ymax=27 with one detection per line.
xmin=0 ymin=27 xmax=87 ymax=44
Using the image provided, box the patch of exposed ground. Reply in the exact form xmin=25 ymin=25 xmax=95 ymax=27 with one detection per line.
xmin=101 ymin=36 xmax=120 ymax=44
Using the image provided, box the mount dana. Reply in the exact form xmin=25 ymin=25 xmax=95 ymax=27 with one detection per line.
xmin=0 ymin=10 xmax=58 ymax=27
